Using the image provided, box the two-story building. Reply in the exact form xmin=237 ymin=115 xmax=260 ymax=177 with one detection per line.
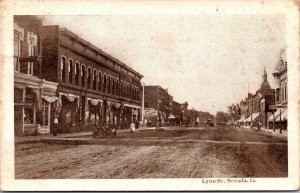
xmin=269 ymin=47 xmax=287 ymax=130
xmin=38 ymin=25 xmax=143 ymax=132
xmin=14 ymin=16 xmax=58 ymax=135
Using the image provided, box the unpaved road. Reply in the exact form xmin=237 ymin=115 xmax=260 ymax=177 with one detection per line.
xmin=15 ymin=126 xmax=287 ymax=179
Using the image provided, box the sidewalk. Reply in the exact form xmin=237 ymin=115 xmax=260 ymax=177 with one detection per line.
xmin=243 ymin=126 xmax=287 ymax=138
xmin=15 ymin=126 xmax=158 ymax=144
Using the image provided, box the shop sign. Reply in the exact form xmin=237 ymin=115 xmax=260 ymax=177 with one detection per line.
xmin=14 ymin=102 xmax=32 ymax=106
xmin=269 ymin=104 xmax=287 ymax=109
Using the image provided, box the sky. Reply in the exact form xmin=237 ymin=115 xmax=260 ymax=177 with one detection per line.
xmin=41 ymin=15 xmax=286 ymax=115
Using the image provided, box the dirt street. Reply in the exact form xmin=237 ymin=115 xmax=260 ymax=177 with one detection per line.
xmin=15 ymin=126 xmax=287 ymax=179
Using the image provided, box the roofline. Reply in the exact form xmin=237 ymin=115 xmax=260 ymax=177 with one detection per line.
xmin=58 ymin=27 xmax=143 ymax=78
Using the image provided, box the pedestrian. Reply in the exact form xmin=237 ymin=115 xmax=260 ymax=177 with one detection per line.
xmin=53 ymin=115 xmax=59 ymax=136
xmin=130 ymin=122 xmax=136 ymax=133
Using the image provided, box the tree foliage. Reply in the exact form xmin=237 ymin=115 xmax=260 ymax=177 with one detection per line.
xmin=227 ymin=103 xmax=241 ymax=121
xmin=215 ymin=111 xmax=230 ymax=123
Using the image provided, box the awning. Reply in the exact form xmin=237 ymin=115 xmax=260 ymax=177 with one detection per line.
xmin=237 ymin=116 xmax=247 ymax=122
xmin=124 ymin=103 xmax=141 ymax=109
xmin=268 ymin=108 xmax=286 ymax=121
xmin=111 ymin=102 xmax=121 ymax=109
xmin=245 ymin=113 xmax=259 ymax=122
xmin=87 ymin=97 xmax=102 ymax=106
xmin=275 ymin=108 xmax=287 ymax=121
xmin=42 ymin=95 xmax=58 ymax=103
xmin=168 ymin=114 xmax=176 ymax=119
xmin=60 ymin=92 xmax=79 ymax=102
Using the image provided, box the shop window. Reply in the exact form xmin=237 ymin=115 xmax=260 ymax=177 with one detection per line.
xmin=24 ymin=88 xmax=35 ymax=124
xmin=69 ymin=60 xmax=73 ymax=84
xmin=81 ymin=65 xmax=86 ymax=88
xmin=93 ymin=69 xmax=97 ymax=90
xmin=61 ymin=57 xmax=66 ymax=82
xmin=36 ymin=100 xmax=49 ymax=126
xmin=75 ymin=62 xmax=79 ymax=85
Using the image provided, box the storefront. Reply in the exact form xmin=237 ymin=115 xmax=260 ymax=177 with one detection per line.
xmin=14 ymin=73 xmax=58 ymax=135
xmin=58 ymin=92 xmax=80 ymax=132
xmin=268 ymin=108 xmax=287 ymax=130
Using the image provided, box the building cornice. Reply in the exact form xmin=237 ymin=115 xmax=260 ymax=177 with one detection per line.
xmin=59 ymin=27 xmax=143 ymax=78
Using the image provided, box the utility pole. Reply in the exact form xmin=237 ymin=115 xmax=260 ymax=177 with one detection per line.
xmin=273 ymin=91 xmax=275 ymax=132
xmin=141 ymin=82 xmax=145 ymax=125
xmin=156 ymin=98 xmax=160 ymax=130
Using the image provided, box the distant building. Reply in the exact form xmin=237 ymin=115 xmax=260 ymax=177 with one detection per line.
xmin=144 ymin=85 xmax=173 ymax=126
xmin=238 ymin=68 xmax=274 ymax=129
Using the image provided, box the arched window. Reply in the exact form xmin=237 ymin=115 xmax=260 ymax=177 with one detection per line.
xmin=75 ymin=62 xmax=79 ymax=85
xmin=120 ymin=81 xmax=123 ymax=97
xmin=87 ymin=67 xmax=92 ymax=89
xmin=68 ymin=59 xmax=73 ymax=84
xmin=112 ymin=77 xmax=115 ymax=95
xmin=116 ymin=79 xmax=119 ymax=96
xmin=103 ymin=74 xmax=107 ymax=93
xmin=109 ymin=76 xmax=112 ymax=94
xmin=81 ymin=65 xmax=86 ymax=88
xmin=93 ymin=69 xmax=97 ymax=90
xmin=61 ymin=57 xmax=66 ymax=82
xmin=126 ymin=83 xmax=128 ymax=98
xmin=98 ymin=71 xmax=102 ymax=92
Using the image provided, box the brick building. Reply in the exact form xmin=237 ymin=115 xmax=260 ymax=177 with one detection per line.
xmin=238 ymin=69 xmax=274 ymax=129
xmin=38 ymin=25 xmax=143 ymax=132
xmin=144 ymin=85 xmax=173 ymax=126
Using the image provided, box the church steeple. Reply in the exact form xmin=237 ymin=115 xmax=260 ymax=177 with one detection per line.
xmin=260 ymin=67 xmax=271 ymax=95
xmin=263 ymin=67 xmax=267 ymax=82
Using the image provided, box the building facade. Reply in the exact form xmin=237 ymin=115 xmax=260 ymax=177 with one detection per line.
xmin=14 ymin=16 xmax=58 ymax=135
xmin=144 ymin=85 xmax=173 ymax=126
xmin=270 ymin=47 xmax=287 ymax=130
xmin=237 ymin=69 xmax=274 ymax=129
xmin=38 ymin=26 xmax=143 ymax=132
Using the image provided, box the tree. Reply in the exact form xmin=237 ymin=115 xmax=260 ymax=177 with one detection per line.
xmin=227 ymin=103 xmax=241 ymax=121
xmin=215 ymin=111 xmax=230 ymax=123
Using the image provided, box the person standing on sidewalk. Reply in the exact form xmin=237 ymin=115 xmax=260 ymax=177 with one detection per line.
xmin=53 ymin=115 xmax=59 ymax=136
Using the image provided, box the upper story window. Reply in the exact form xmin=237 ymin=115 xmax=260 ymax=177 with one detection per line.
xmin=68 ymin=60 xmax=73 ymax=84
xmin=108 ymin=76 xmax=111 ymax=94
xmin=112 ymin=77 xmax=115 ymax=95
xmin=120 ymin=81 xmax=123 ymax=97
xmin=87 ymin=67 xmax=92 ymax=89
xmin=98 ymin=72 xmax=102 ymax=92
xmin=281 ymin=82 xmax=287 ymax=102
xmin=116 ymin=79 xmax=119 ymax=96
xmin=61 ymin=57 xmax=66 ymax=82
xmin=103 ymin=74 xmax=107 ymax=93
xmin=75 ymin=62 xmax=79 ymax=85
xmin=93 ymin=69 xmax=97 ymax=90
xmin=27 ymin=32 xmax=37 ymax=75
xmin=81 ymin=65 xmax=86 ymax=88
xmin=14 ymin=30 xmax=22 ymax=72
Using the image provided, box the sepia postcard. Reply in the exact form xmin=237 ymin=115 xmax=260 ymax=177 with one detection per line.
xmin=0 ymin=0 xmax=299 ymax=191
